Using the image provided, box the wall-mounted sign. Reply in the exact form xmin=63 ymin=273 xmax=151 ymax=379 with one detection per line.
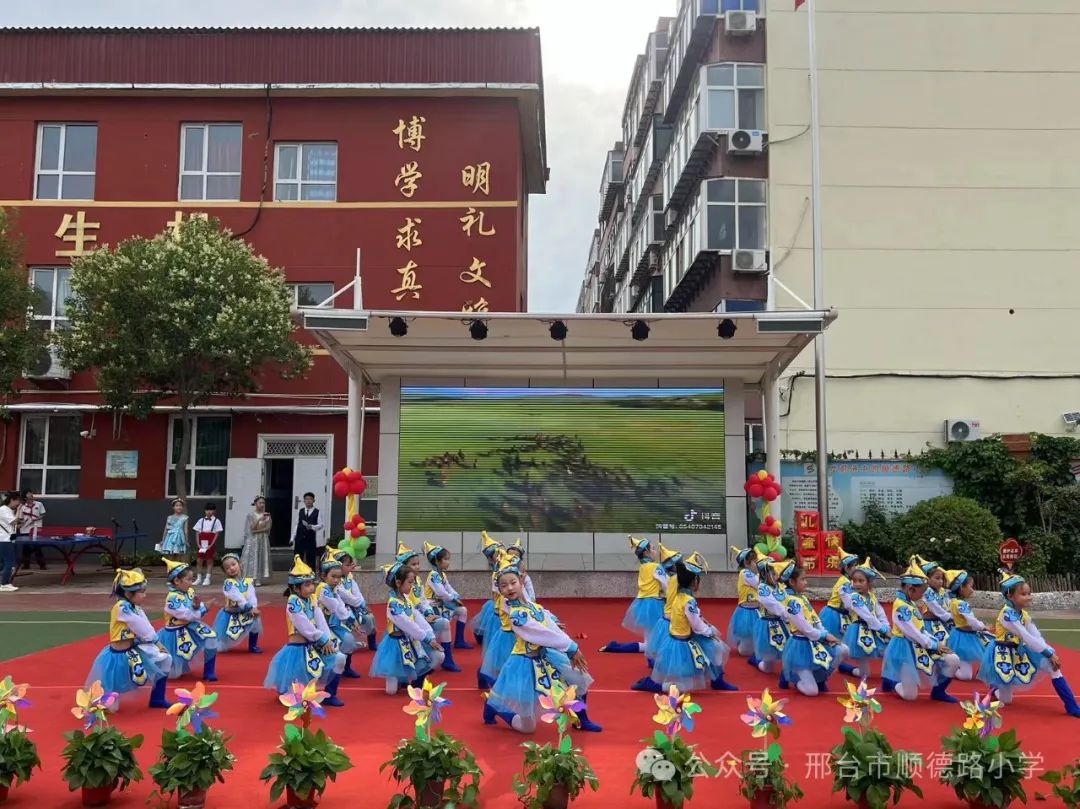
xmin=104 ymin=489 xmax=137 ymax=500
xmin=105 ymin=450 xmax=139 ymax=479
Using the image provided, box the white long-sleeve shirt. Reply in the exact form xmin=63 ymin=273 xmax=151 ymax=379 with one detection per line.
xmin=849 ymin=593 xmax=888 ymax=632
xmin=893 ymin=602 xmax=940 ymax=650
xmin=785 ymin=597 xmax=827 ymax=641
xmin=924 ymin=590 xmax=953 ymax=622
xmin=505 ymin=600 xmax=578 ymax=655
xmin=222 ymin=579 xmax=258 ymax=612
xmin=1001 ymin=609 xmax=1054 ymax=656
xmin=116 ymin=602 xmax=159 ymax=644
xmin=318 ymin=584 xmax=355 ymax=627
xmin=387 ymin=596 xmax=435 ymax=644
xmin=954 ymin=601 xmax=987 ymax=633
xmin=165 ymin=589 xmax=208 ymax=623
xmin=757 ymin=584 xmax=787 ymax=618
xmin=287 ymin=595 xmax=333 ymax=646
xmin=337 ymin=574 xmax=369 ymax=612
xmin=685 ymin=599 xmax=718 ymax=638
xmin=428 ymin=571 xmax=462 ymax=605
xmin=522 ymin=573 xmax=536 ymax=604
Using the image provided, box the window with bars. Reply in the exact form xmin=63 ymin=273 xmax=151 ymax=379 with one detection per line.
xmin=35 ymin=124 xmax=97 ymax=200
xmin=168 ymin=416 xmax=231 ymax=496
xmin=19 ymin=414 xmax=82 ymax=496
xmin=179 ymin=124 xmax=242 ymax=201
xmin=274 ymin=143 xmax=338 ymax=201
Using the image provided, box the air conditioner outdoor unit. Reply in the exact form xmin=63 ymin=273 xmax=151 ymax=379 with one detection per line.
xmin=725 ymin=9 xmax=757 ymax=36
xmin=727 ymin=129 xmax=765 ymax=155
xmin=665 ymin=207 xmax=679 ymax=228
xmin=732 ymin=249 xmax=768 ymax=274
xmin=945 ymin=419 xmax=982 ymax=443
xmin=27 ymin=347 xmax=71 ymax=381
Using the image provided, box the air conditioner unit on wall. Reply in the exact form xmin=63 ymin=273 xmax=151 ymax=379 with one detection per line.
xmin=665 ymin=207 xmax=679 ymax=228
xmin=727 ymin=129 xmax=765 ymax=155
xmin=27 ymin=346 xmax=71 ymax=381
xmin=725 ymin=9 xmax=757 ymax=35
xmin=945 ymin=419 xmax=982 ymax=443
xmin=732 ymin=249 xmax=768 ymax=274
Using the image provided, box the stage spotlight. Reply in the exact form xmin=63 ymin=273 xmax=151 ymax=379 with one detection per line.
xmin=717 ymin=318 xmax=737 ymax=339
xmin=388 ymin=316 xmax=408 ymax=337
xmin=631 ymin=320 xmax=650 ymax=341
xmin=549 ymin=320 xmax=568 ymax=341
xmin=469 ymin=319 xmax=488 ymax=341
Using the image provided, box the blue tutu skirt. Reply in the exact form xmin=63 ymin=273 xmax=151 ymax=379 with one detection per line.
xmin=480 ymin=628 xmax=516 ymax=679
xmin=330 ymin=624 xmax=360 ymax=655
xmin=883 ymin=637 xmax=940 ymax=689
xmin=949 ymin=629 xmax=988 ymax=664
xmin=264 ymin=642 xmax=343 ymax=693
xmin=472 ymin=599 xmax=496 ymax=638
xmin=978 ymin=641 xmax=1052 ymax=693
xmin=727 ymin=606 xmax=760 ymax=649
xmin=369 ymin=635 xmax=432 ymax=682
xmin=644 ymin=616 xmax=670 ymax=658
xmin=487 ymin=651 xmax=585 ymax=722
xmin=820 ymin=606 xmax=849 ymax=638
xmin=212 ymin=610 xmax=263 ymax=652
xmin=157 ymin=623 xmax=217 ymax=678
xmin=781 ymin=636 xmax=840 ymax=683
xmin=650 ymin=632 xmax=715 ymax=691
xmin=753 ymin=617 xmax=789 ymax=663
xmin=842 ymin=622 xmax=888 ymax=661
xmin=622 ymin=598 xmax=665 ymax=637
xmin=86 ymin=645 xmax=167 ymax=695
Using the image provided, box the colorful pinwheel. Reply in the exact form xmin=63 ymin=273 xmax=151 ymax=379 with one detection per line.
xmin=538 ymin=682 xmax=585 ymax=740
xmin=0 ymin=677 xmax=30 ymax=730
xmin=165 ymin=681 xmax=219 ymax=734
xmin=71 ymin=681 xmax=117 ymax=730
xmin=838 ymin=679 xmax=882 ymax=728
xmin=740 ymin=689 xmax=792 ymax=739
xmin=962 ymin=691 xmax=1003 ymax=738
xmin=652 ymin=685 xmax=702 ymax=738
xmin=403 ymin=679 xmax=452 ymax=739
xmin=280 ymin=679 xmax=329 ymax=726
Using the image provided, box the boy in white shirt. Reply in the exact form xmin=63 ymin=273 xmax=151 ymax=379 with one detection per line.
xmin=18 ymin=489 xmax=47 ymax=571
xmin=192 ymin=503 xmax=223 ymax=586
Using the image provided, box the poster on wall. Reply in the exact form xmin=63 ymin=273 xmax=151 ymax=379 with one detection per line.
xmin=397 ymin=387 xmax=726 ymax=533
xmin=105 ymin=450 xmax=139 ymax=479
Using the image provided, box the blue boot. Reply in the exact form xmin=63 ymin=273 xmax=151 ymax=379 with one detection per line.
xmin=576 ymin=694 xmax=602 ymax=732
xmin=931 ymin=678 xmax=959 ymax=704
xmin=148 ymin=677 xmax=172 ymax=709
xmin=202 ymin=652 xmax=218 ymax=682
xmin=778 ymin=673 xmax=790 ymax=690
xmin=818 ymin=678 xmax=831 ymax=694
xmin=474 ymin=630 xmax=485 ymax=647
xmin=410 ymin=674 xmax=426 ymax=690
xmin=324 ymin=674 xmax=345 ymax=707
xmin=441 ymin=642 xmax=462 ymax=673
xmin=248 ymin=632 xmax=263 ymax=654
xmin=1052 ymin=676 xmax=1080 ymax=717
xmin=366 ymin=631 xmax=379 ymax=651
xmin=711 ymin=673 xmax=739 ymax=691
xmin=747 ymin=655 xmax=760 ymax=668
xmin=646 ymin=657 xmax=655 ymax=668
xmin=342 ymin=654 xmax=362 ymax=678
xmin=601 ymin=640 xmax=640 ymax=653
xmin=453 ymin=620 xmax=474 ymax=650
xmin=477 ymin=671 xmax=495 ymax=690
xmin=839 ymin=663 xmax=861 ymax=678
xmin=881 ymin=677 xmax=897 ymax=693
xmin=631 ymin=676 xmax=663 ymax=693
xmin=483 ymin=701 xmax=515 ymax=727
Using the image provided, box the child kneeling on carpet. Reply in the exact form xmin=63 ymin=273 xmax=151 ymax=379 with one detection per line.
xmin=944 ymin=568 xmax=988 ymax=681
xmin=335 ymin=545 xmax=379 ymax=655
xmin=397 ymin=542 xmax=457 ymax=672
xmin=840 ymin=558 xmax=890 ymax=680
xmin=212 ymin=552 xmax=262 ymax=655
xmin=316 ymin=548 xmax=365 ymax=682
xmin=781 ymin=563 xmax=848 ymax=696
xmin=484 ymin=556 xmax=602 ymax=733
xmin=157 ymin=559 xmax=219 ymax=683
xmin=87 ymin=568 xmax=173 ymax=709
xmin=425 ymin=541 xmax=474 ymax=660
xmin=754 ymin=558 xmax=792 ymax=687
xmin=601 ymin=536 xmax=666 ymax=657
xmin=264 ymin=556 xmax=346 ymax=706
xmin=370 ymin=560 xmax=442 ymax=694
xmin=726 ymin=545 xmax=761 ymax=661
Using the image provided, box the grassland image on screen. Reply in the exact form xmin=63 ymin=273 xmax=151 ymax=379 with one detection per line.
xmin=397 ymin=387 xmax=726 ymax=533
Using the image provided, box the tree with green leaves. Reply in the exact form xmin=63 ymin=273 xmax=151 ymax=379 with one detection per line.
xmin=0 ymin=209 xmax=47 ymax=415
xmin=57 ymin=216 xmax=312 ymax=501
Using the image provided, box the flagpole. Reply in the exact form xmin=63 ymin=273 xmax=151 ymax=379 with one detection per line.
xmin=807 ymin=0 xmax=831 ymax=527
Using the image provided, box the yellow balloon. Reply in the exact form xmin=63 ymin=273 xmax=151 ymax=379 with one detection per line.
xmin=756 ymin=470 xmax=768 ymax=481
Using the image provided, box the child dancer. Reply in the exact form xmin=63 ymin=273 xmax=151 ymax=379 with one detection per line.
xmin=264 ymin=556 xmax=346 ymax=706
xmin=781 ymin=565 xmax=848 ymax=696
xmin=821 ymin=546 xmax=862 ymax=678
xmin=87 ymin=568 xmax=173 ymax=709
xmin=316 ymin=550 xmax=363 ymax=680
xmin=370 ymin=561 xmax=442 ymax=694
xmin=397 ymin=542 xmax=456 ymax=671
xmin=841 ymin=558 xmax=890 ymax=680
xmin=157 ymin=559 xmax=218 ymax=683
xmin=424 ymin=541 xmax=473 ymax=657
xmin=472 ymin=530 xmax=505 ymax=646
xmin=646 ymin=553 xmax=738 ymax=694
xmin=980 ymin=570 xmax=1080 ymax=717
xmin=944 ymin=569 xmax=988 ymax=681
xmin=882 ymin=560 xmax=960 ymax=702
xmin=912 ymin=554 xmax=952 ymax=645
xmin=727 ymin=545 xmax=761 ymax=663
xmin=212 ymin=552 xmax=262 ymax=655
xmin=638 ymin=542 xmax=683 ymax=667
xmin=336 ymin=546 xmax=378 ymax=657
xmin=755 ymin=559 xmax=793 ymax=687
xmin=504 ymin=539 xmax=535 ymax=602
xmin=483 ymin=556 xmax=601 ymax=733
xmin=601 ymin=536 xmax=664 ymax=656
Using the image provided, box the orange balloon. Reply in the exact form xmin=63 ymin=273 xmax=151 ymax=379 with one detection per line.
xmin=756 ymin=470 xmax=768 ymax=481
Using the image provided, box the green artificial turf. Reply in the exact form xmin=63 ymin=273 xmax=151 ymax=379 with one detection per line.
xmin=0 ymin=610 xmax=162 ymax=661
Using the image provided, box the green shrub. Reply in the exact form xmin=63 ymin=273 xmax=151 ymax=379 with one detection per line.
xmin=841 ymin=500 xmax=900 ymax=566
xmin=1047 ymin=487 xmax=1080 ymax=572
xmin=893 ymin=496 xmax=1002 ymax=574
xmin=1016 ymin=529 xmax=1064 ymax=577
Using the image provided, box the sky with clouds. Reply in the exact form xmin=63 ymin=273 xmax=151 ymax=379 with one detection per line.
xmin=2 ymin=0 xmax=673 ymax=312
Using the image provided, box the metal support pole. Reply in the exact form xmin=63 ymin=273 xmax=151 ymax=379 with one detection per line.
xmin=346 ymin=249 xmax=363 ymax=471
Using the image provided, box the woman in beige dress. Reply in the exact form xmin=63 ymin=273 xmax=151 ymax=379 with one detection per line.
xmin=241 ymin=496 xmax=272 ymax=585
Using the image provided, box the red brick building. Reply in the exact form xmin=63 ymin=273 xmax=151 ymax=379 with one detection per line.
xmin=0 ymin=27 xmax=547 ymax=544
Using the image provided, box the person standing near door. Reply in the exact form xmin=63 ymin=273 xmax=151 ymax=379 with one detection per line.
xmin=18 ymin=489 xmax=47 ymax=571
xmin=242 ymin=496 xmax=273 ymax=586
xmin=294 ymin=493 xmax=322 ymax=571
xmin=0 ymin=491 xmax=23 ymax=592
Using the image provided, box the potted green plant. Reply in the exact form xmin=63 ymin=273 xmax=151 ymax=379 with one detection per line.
xmin=1039 ymin=758 xmax=1080 ymax=806
xmin=512 ymin=682 xmax=599 ymax=809
xmin=726 ymin=689 xmax=803 ymax=808
xmin=148 ymin=682 xmax=235 ymax=809
xmin=60 ymin=681 xmax=144 ymax=806
xmin=830 ymin=680 xmax=923 ymax=809
xmin=939 ymin=691 xmax=1027 ymax=809
xmin=0 ymin=677 xmax=41 ymax=804
xmin=631 ymin=685 xmax=718 ymax=809
xmin=380 ymin=678 xmax=481 ymax=808
xmin=259 ymin=679 xmax=353 ymax=808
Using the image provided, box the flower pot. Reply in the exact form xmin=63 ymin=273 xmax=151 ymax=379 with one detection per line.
xmin=656 ymin=794 xmax=680 ymax=809
xmin=417 ymin=780 xmax=447 ymax=808
xmin=284 ymin=786 xmax=319 ymax=808
xmin=178 ymin=786 xmax=208 ymax=809
xmin=749 ymin=786 xmax=776 ymax=808
xmin=543 ymin=784 xmax=570 ymax=809
xmin=0 ymin=785 xmax=8 ymax=805
xmin=968 ymin=802 xmax=1011 ymax=809
xmin=81 ymin=783 xmax=116 ymax=806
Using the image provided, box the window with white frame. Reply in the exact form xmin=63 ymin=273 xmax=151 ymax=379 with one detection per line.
xmin=717 ymin=298 xmax=766 ymax=313
xmin=30 ymin=267 xmax=72 ymax=331
xmin=35 ymin=124 xmax=97 ymax=200
xmin=705 ymin=179 xmax=766 ymax=251
xmin=286 ymin=283 xmax=334 ymax=308
xmin=179 ymin=124 xmax=242 ymax=201
xmin=168 ymin=416 xmax=231 ymax=496
xmin=722 ymin=0 xmax=760 ymax=11
xmin=705 ymin=63 xmax=766 ymax=131
xmin=275 ymin=143 xmax=338 ymax=201
xmin=19 ymin=414 xmax=82 ymax=496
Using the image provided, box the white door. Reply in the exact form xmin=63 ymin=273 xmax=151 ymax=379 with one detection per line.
xmin=292 ymin=457 xmax=331 ymax=544
xmin=224 ymin=458 xmax=263 ymax=549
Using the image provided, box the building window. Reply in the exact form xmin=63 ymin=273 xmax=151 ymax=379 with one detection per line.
xmin=722 ymin=0 xmax=760 ymax=11
xmin=35 ymin=124 xmax=97 ymax=200
xmin=705 ymin=179 xmax=766 ymax=251
xmin=286 ymin=283 xmax=335 ymax=308
xmin=179 ymin=124 xmax=242 ymax=201
xmin=650 ymin=276 xmax=665 ymax=312
xmin=705 ymin=63 xmax=766 ymax=131
xmin=168 ymin=416 xmax=231 ymax=496
xmin=274 ymin=143 xmax=338 ymax=201
xmin=30 ymin=267 xmax=72 ymax=331
xmin=19 ymin=414 xmax=82 ymax=496
xmin=719 ymin=298 xmax=766 ymax=313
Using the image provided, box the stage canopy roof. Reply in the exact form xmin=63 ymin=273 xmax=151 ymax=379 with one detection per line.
xmin=303 ymin=309 xmax=837 ymax=385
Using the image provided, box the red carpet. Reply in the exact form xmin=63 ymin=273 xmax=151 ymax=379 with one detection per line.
xmin=4 ymin=598 xmax=1079 ymax=808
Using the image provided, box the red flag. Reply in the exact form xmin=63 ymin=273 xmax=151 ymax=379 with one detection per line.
xmin=795 ymin=0 xmax=806 ymax=8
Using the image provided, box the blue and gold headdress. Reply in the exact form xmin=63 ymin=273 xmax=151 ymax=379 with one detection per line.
xmin=481 ymin=530 xmax=504 ymax=559
xmin=424 ymin=541 xmax=445 ymax=565
xmin=287 ymin=555 xmax=317 ymax=585
xmin=854 ymin=557 xmax=883 ymax=582
xmin=899 ymin=559 xmax=929 ymax=587
xmin=382 ymin=560 xmax=405 ymax=589
xmin=164 ymin=558 xmax=192 ymax=583
xmin=630 ymin=536 xmax=651 ymax=559
xmin=396 ymin=542 xmax=419 ymax=564
xmin=320 ymin=547 xmax=344 ymax=574
xmin=730 ymin=545 xmax=754 ymax=565
xmin=113 ymin=568 xmax=147 ymax=593
xmin=945 ymin=569 xmax=970 ymax=594
xmin=683 ymin=551 xmax=710 ymax=576
xmin=220 ymin=551 xmax=241 ymax=567
xmin=658 ymin=542 xmax=682 ymax=570
xmin=770 ymin=559 xmax=797 ymax=584
xmin=912 ymin=554 xmax=940 ymax=576
xmin=999 ymin=569 xmax=1025 ymax=599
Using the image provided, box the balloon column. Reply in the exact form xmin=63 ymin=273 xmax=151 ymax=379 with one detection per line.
xmin=333 ymin=467 xmax=370 ymax=559
xmin=744 ymin=470 xmax=787 ymax=561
